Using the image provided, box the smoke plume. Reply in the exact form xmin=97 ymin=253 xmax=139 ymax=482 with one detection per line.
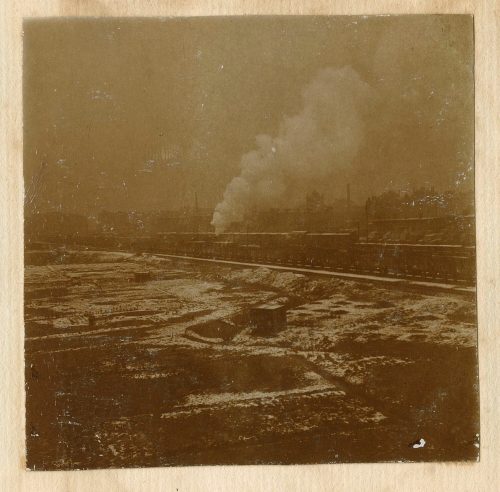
xmin=211 ymin=67 xmax=373 ymax=233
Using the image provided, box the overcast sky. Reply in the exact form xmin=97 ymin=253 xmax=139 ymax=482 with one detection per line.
xmin=24 ymin=15 xmax=474 ymax=215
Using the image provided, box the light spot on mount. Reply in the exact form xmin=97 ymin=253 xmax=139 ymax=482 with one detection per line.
xmin=410 ymin=438 xmax=426 ymax=448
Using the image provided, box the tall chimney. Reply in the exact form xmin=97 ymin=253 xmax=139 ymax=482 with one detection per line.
xmin=193 ymin=191 xmax=199 ymax=232
xmin=346 ymin=183 xmax=351 ymax=224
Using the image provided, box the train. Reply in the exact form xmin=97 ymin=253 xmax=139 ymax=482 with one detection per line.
xmin=127 ymin=231 xmax=476 ymax=285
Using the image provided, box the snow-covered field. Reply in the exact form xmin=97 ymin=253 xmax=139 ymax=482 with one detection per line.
xmin=25 ymin=251 xmax=479 ymax=469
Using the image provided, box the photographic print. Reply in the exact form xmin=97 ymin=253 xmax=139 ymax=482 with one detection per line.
xmin=23 ymin=15 xmax=478 ymax=470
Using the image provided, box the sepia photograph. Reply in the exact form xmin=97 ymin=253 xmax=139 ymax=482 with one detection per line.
xmin=23 ymin=15 xmax=478 ymax=470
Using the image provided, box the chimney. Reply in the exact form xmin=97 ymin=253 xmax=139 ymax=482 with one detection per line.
xmin=193 ymin=191 xmax=199 ymax=232
xmin=346 ymin=183 xmax=351 ymax=224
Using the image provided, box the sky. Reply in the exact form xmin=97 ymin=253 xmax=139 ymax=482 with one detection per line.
xmin=23 ymin=15 xmax=474 ymax=216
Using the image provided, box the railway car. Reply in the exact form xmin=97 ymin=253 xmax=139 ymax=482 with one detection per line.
xmin=138 ymin=230 xmax=475 ymax=285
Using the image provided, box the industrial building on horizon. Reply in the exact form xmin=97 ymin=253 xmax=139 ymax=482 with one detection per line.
xmin=25 ymin=186 xmax=475 ymax=247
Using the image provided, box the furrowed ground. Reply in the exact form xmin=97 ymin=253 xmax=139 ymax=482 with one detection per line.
xmin=25 ymin=250 xmax=479 ymax=470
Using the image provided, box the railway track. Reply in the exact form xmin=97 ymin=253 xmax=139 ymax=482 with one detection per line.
xmin=153 ymin=253 xmax=475 ymax=295
xmin=28 ymin=233 xmax=477 ymax=287
xmin=129 ymin=233 xmax=476 ymax=286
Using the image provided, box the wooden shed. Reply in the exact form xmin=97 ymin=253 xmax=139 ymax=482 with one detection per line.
xmin=249 ymin=304 xmax=287 ymax=335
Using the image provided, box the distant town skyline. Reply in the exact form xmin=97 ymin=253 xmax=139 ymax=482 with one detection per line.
xmin=24 ymin=16 xmax=474 ymax=216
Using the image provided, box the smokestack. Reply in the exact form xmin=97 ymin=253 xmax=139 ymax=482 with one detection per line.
xmin=193 ymin=191 xmax=199 ymax=232
xmin=346 ymin=183 xmax=351 ymax=225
